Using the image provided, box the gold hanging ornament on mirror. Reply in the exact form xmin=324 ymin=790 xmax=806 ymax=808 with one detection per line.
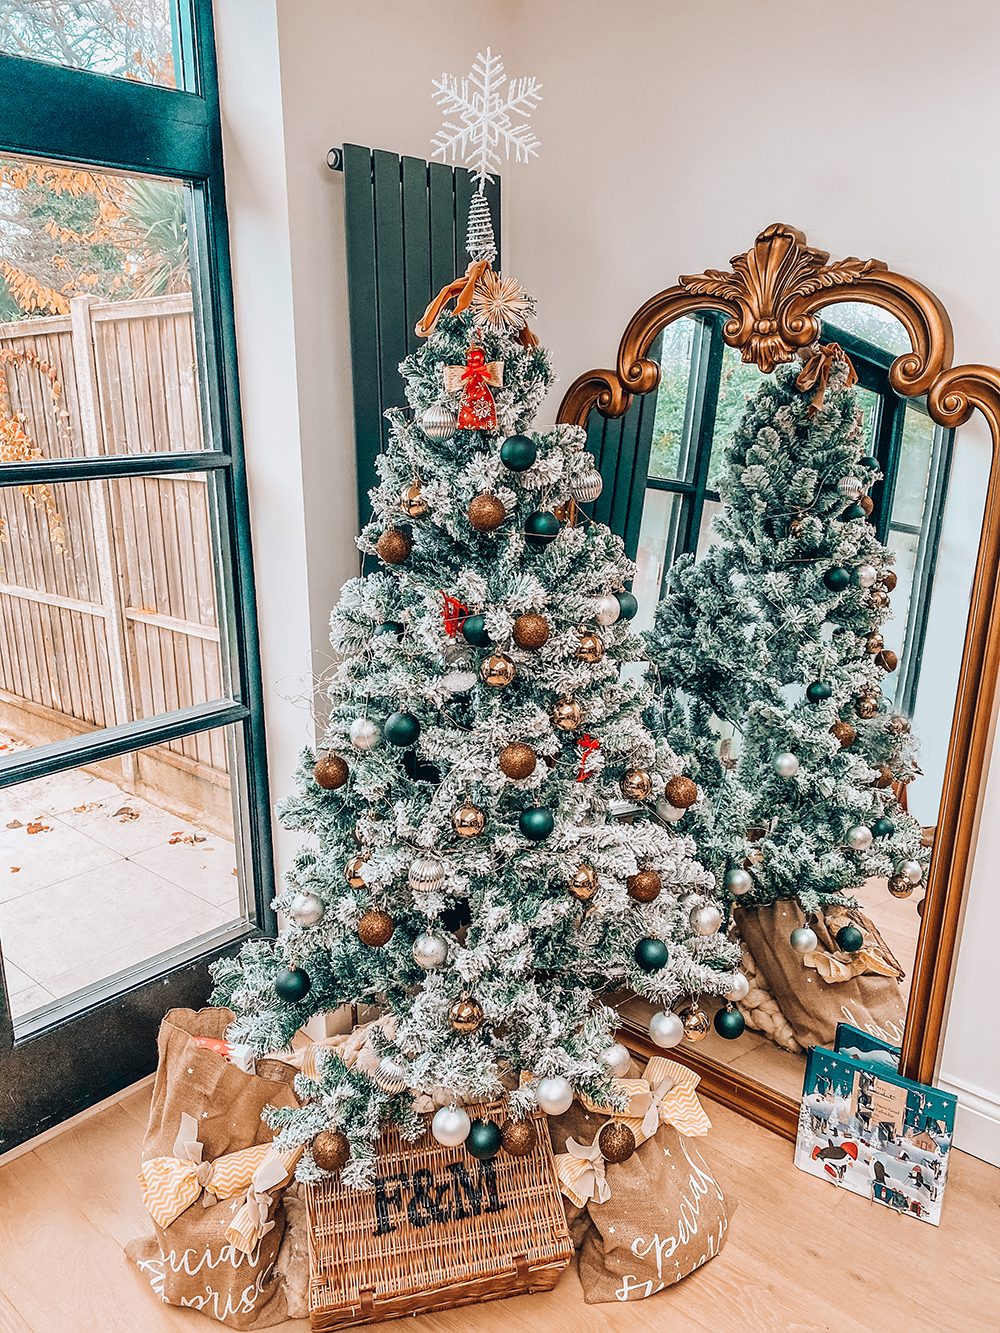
xmin=400 ymin=481 xmax=429 ymax=518
xmin=855 ymin=692 xmax=880 ymax=720
xmin=552 ymin=697 xmax=583 ymax=731
xmin=620 ymin=769 xmax=653 ymax=802
xmin=681 ymin=1006 xmax=711 ymax=1042
xmin=481 ymin=653 xmax=515 ymax=687
xmin=449 ymin=994 xmax=484 ymax=1033
xmin=575 ymin=631 xmax=604 ymax=663
xmin=568 ymin=863 xmax=598 ymax=901
xmin=452 ymin=799 xmax=486 ymax=838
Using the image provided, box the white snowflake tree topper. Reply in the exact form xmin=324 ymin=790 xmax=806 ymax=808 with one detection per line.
xmin=432 ymin=47 xmax=542 ymax=193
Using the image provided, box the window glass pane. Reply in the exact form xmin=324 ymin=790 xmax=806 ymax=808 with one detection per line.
xmin=819 ymin=301 xmax=910 ymax=357
xmin=632 ymin=488 xmax=685 ymax=633
xmin=854 ymin=385 xmax=881 ymax=457
xmin=0 ymin=1 xmax=176 ymax=86
xmin=696 ymin=497 xmax=724 ymax=562
xmin=883 ymin=527 xmax=919 ymax=697
xmin=1 ymin=723 xmax=242 ymax=1024
xmin=708 ymin=347 xmax=769 ymax=488
xmin=891 ymin=405 xmax=936 ymax=528
xmin=647 ymin=318 xmax=696 ymax=481
xmin=0 ymin=157 xmax=204 ymax=456
xmin=0 ymin=473 xmax=229 ymax=742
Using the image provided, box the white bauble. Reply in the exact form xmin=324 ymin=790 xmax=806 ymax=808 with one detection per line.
xmin=288 ymin=890 xmax=324 ymax=926
xmin=790 ymin=927 xmax=819 ymax=954
xmin=597 ymin=1042 xmax=631 ymax=1078
xmin=571 ymin=466 xmax=604 ymax=503
xmin=773 ymin=751 xmax=799 ymax=778
xmin=412 ymin=931 xmax=449 ymax=970
xmin=536 ymin=1076 xmax=574 ymax=1116
xmin=349 ymin=717 xmax=381 ymax=750
xmin=897 ymin=858 xmax=923 ymax=885
xmin=846 ymin=825 xmax=873 ymax=851
xmin=648 ymin=1010 xmax=684 ymax=1048
xmin=655 ymin=798 xmax=684 ymax=823
xmin=725 ymin=973 xmax=750 ymax=1003
xmin=432 ymin=1104 xmax=471 ymax=1146
xmin=408 ymin=854 xmax=446 ymax=893
xmin=441 ymin=669 xmax=477 ymax=694
xmin=856 ymin=563 xmax=878 ymax=588
xmin=690 ymin=903 xmax=723 ymax=936
xmin=593 ymin=594 xmax=621 ymax=626
xmin=724 ymin=867 xmax=753 ymax=895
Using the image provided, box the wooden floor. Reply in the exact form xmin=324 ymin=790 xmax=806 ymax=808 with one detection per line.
xmin=0 ymin=1082 xmax=997 ymax=1333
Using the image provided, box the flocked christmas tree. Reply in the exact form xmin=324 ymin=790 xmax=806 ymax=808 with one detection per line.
xmin=644 ymin=348 xmax=929 ymax=963
xmin=212 ymin=71 xmax=740 ymax=1184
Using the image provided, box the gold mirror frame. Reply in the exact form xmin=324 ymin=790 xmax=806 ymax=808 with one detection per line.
xmin=557 ymin=223 xmax=1000 ymax=1139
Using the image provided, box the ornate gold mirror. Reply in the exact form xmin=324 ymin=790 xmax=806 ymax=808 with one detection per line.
xmin=557 ymin=224 xmax=1000 ymax=1137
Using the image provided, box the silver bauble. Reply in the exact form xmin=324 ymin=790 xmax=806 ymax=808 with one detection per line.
xmin=536 ymin=1075 xmax=574 ymax=1116
xmin=349 ymin=717 xmax=381 ymax=750
xmin=655 ymin=798 xmax=684 ymax=823
xmin=597 ymin=1042 xmax=631 ymax=1078
xmin=412 ymin=931 xmax=449 ymax=970
xmin=790 ymin=926 xmax=819 ymax=954
xmin=593 ymin=594 xmax=621 ymax=626
xmin=846 ymin=825 xmax=874 ymax=851
xmin=288 ymin=890 xmax=324 ymax=927
xmin=648 ymin=1010 xmax=685 ymax=1049
xmin=408 ymin=854 xmax=446 ymax=893
xmin=773 ymin=751 xmax=800 ymax=779
xmin=897 ymin=858 xmax=923 ymax=885
xmin=421 ymin=402 xmax=457 ymax=440
xmin=431 ymin=1104 xmax=471 ymax=1146
xmin=374 ymin=1057 xmax=408 ymax=1094
xmin=690 ymin=903 xmax=723 ymax=936
xmin=724 ymin=867 xmax=753 ymax=895
xmin=838 ymin=475 xmax=864 ymax=500
xmin=856 ymin=563 xmax=878 ymax=588
xmin=571 ymin=466 xmax=604 ymax=503
xmin=725 ymin=973 xmax=750 ymax=1003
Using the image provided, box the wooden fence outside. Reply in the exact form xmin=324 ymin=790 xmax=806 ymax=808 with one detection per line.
xmin=0 ymin=293 xmax=230 ymax=827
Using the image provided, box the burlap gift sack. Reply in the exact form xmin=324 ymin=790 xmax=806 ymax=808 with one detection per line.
xmin=126 ymin=1007 xmax=300 ymax=1329
xmin=734 ymin=900 xmax=906 ymax=1051
xmin=546 ymin=1061 xmax=734 ymax=1304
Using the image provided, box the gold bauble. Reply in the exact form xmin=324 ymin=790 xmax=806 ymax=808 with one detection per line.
xmin=400 ymin=483 xmax=429 ymax=518
xmin=376 ymin=528 xmax=412 ymax=564
xmin=875 ymin=765 xmax=894 ymax=790
xmin=449 ymin=994 xmax=484 ymax=1033
xmin=468 ymin=494 xmax=507 ymax=532
xmin=345 ymin=852 xmax=369 ymax=888
xmin=312 ymin=1129 xmax=350 ymax=1173
xmin=512 ymin=612 xmax=550 ymax=649
xmin=663 ymin=775 xmax=698 ymax=809
xmin=860 ymin=495 xmax=874 ymax=516
xmin=788 ymin=517 xmax=805 ymax=539
xmin=682 ymin=1008 xmax=711 ymax=1042
xmin=357 ymin=908 xmax=395 ymax=947
xmin=855 ymin=694 xmax=880 ymax=720
xmin=575 ymin=631 xmax=604 ymax=663
xmin=869 ymin=587 xmax=890 ymax=609
xmin=481 ymin=653 xmax=515 ymax=687
xmin=882 ymin=570 xmax=898 ymax=592
xmin=886 ymin=714 xmax=911 ymax=736
xmin=598 ymin=1121 xmax=637 ymax=1164
xmin=888 ymin=875 xmax=914 ymax=899
xmin=866 ymin=633 xmax=885 ymax=655
xmin=500 ymin=1118 xmax=537 ymax=1157
xmin=552 ymin=697 xmax=583 ymax=731
xmin=314 ymin=754 xmax=348 ymax=790
xmin=452 ymin=799 xmax=486 ymax=838
xmin=876 ymin=649 xmax=899 ymax=673
xmin=620 ymin=769 xmax=653 ymax=802
xmin=627 ymin=868 xmax=662 ymax=902
xmin=498 ymin=741 xmax=536 ymax=779
xmin=568 ymin=863 xmax=599 ymax=901
xmin=830 ymin=719 xmax=856 ymax=749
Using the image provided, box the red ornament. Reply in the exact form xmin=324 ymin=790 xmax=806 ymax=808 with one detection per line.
xmin=445 ymin=346 xmax=504 ymax=432
xmin=440 ymin=592 xmax=469 ymax=638
xmin=576 ymin=734 xmax=601 ymax=782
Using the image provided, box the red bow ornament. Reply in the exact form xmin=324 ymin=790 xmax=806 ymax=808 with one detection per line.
xmin=440 ymin=592 xmax=469 ymax=638
xmin=443 ymin=346 xmax=504 ymax=432
xmin=576 ymin=734 xmax=601 ymax=782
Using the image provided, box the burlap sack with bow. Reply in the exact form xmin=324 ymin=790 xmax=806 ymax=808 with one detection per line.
xmin=126 ymin=1008 xmax=301 ymax=1329
xmin=546 ymin=1058 xmax=734 ymax=1304
xmin=734 ymin=900 xmax=906 ymax=1051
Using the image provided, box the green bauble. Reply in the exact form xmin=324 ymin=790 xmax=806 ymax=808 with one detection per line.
xmin=465 ymin=1119 xmax=503 ymax=1160
xmin=806 ymin=681 xmax=833 ymax=703
xmin=373 ymin=621 xmax=405 ymax=639
xmin=634 ymin=937 xmax=669 ymax=973
xmin=843 ymin=503 xmax=866 ymax=521
xmin=462 ymin=615 xmax=492 ymax=647
xmin=836 ymin=925 xmax=865 ymax=953
xmin=524 ymin=511 xmax=560 ymax=547
xmin=519 ymin=807 xmax=554 ymax=841
xmin=713 ymin=1006 xmax=746 ymax=1040
xmin=275 ymin=967 xmax=311 ymax=1002
xmin=500 ymin=434 xmax=537 ymax=471
xmin=823 ymin=567 xmax=850 ymax=591
xmin=384 ymin=711 xmax=420 ymax=747
xmin=615 ymin=591 xmax=639 ymax=621
xmin=858 ymin=454 xmax=879 ymax=470
xmin=871 ymin=816 xmax=895 ymax=838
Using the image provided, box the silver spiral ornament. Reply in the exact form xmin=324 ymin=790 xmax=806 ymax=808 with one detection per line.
xmin=571 ymin=466 xmax=604 ymax=503
xmin=420 ymin=402 xmax=457 ymax=440
xmin=838 ymin=475 xmax=864 ymax=500
xmin=408 ymin=853 xmax=446 ymax=893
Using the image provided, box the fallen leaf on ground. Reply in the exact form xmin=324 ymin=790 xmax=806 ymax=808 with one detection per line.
xmin=73 ymin=803 xmax=102 ymax=813
xmin=26 ymin=822 xmax=51 ymax=834
xmin=10 ymin=867 xmax=20 ymax=872
xmin=114 ymin=807 xmax=139 ymax=821
xmin=6 ymin=821 xmax=22 ymax=829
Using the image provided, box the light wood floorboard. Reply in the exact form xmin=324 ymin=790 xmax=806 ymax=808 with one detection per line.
xmin=0 ymin=1083 xmax=996 ymax=1333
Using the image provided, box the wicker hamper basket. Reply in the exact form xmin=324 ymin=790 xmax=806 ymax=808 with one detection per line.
xmin=305 ymin=1102 xmax=573 ymax=1330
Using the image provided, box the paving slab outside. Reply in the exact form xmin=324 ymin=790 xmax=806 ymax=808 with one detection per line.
xmin=0 ymin=734 xmax=240 ymax=1020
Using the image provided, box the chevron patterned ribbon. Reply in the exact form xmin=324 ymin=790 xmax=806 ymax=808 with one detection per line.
xmin=555 ymin=1134 xmax=612 ymax=1208
xmin=224 ymin=1144 xmax=303 ymax=1253
xmin=578 ymin=1060 xmax=711 ymax=1137
xmin=138 ymin=1113 xmax=274 ymax=1229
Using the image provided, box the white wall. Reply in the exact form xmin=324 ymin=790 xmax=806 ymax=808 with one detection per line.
xmin=216 ymin=0 xmax=1000 ymax=1162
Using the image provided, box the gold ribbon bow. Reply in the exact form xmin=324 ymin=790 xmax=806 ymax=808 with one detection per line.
xmin=795 ymin=343 xmax=858 ymax=418
xmin=224 ymin=1144 xmax=302 ymax=1253
xmin=138 ymin=1113 xmax=274 ymax=1230
xmin=555 ymin=1134 xmax=613 ymax=1208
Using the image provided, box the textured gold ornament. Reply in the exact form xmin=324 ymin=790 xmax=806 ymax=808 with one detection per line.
xmin=471 ymin=269 xmax=534 ymax=335
xmin=312 ymin=1129 xmax=350 ymax=1173
xmin=682 ymin=1008 xmax=711 ymax=1042
xmin=498 ymin=741 xmax=536 ymax=779
xmin=886 ymin=714 xmax=911 ymax=736
xmin=627 ymin=868 xmax=662 ymax=902
xmin=875 ymin=765 xmax=894 ymax=789
xmin=869 ymin=587 xmax=890 ymax=609
xmin=598 ymin=1121 xmax=637 ymax=1164
xmin=314 ymin=754 xmax=348 ymax=790
xmin=512 ymin=612 xmax=550 ymax=649
xmin=468 ymin=494 xmax=507 ymax=532
xmin=500 ymin=1117 xmax=537 ymax=1156
xmin=552 ymin=697 xmax=583 ymax=731
xmin=481 ymin=653 xmax=515 ymax=687
xmin=452 ymin=799 xmax=486 ymax=838
xmin=663 ymin=775 xmax=698 ymax=809
xmin=345 ymin=852 xmax=369 ymax=888
xmin=400 ymin=483 xmax=429 ymax=518
xmin=876 ymin=649 xmax=899 ymax=673
xmin=855 ymin=693 xmax=880 ymax=720
xmin=568 ymin=863 xmax=599 ymax=901
xmin=866 ymin=633 xmax=885 ymax=655
xmin=575 ymin=631 xmax=604 ymax=663
xmin=621 ymin=769 xmax=653 ymax=802
xmin=888 ymin=874 xmax=914 ymax=899
xmin=357 ymin=907 xmax=395 ymax=947
xmin=376 ymin=528 xmax=412 ymax=564
xmin=830 ymin=719 xmax=856 ymax=748
xmin=860 ymin=495 xmax=875 ymax=516
xmin=882 ymin=570 xmax=898 ymax=592
xmin=449 ymin=994 xmax=484 ymax=1033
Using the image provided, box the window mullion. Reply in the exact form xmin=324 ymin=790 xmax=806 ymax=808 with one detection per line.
xmin=678 ymin=316 xmax=726 ymax=559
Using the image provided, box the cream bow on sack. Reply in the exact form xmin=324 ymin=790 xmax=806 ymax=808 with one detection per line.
xmin=224 ymin=1142 xmax=302 ymax=1253
xmin=555 ymin=1133 xmax=616 ymax=1208
xmin=579 ymin=1058 xmax=712 ymax=1139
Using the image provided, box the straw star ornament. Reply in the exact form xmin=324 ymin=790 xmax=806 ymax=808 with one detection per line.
xmin=471 ymin=269 xmax=535 ymax=335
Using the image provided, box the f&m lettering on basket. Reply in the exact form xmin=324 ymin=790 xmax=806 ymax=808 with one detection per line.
xmin=373 ymin=1158 xmax=505 ymax=1235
